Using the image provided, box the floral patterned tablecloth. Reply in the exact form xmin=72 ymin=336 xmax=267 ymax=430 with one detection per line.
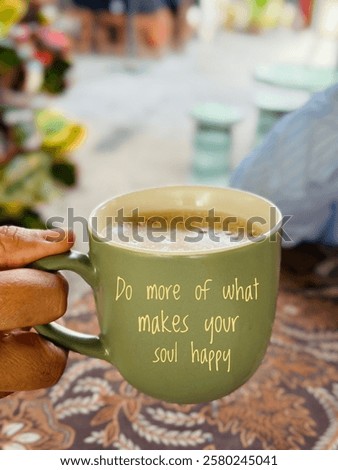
xmin=0 ymin=244 xmax=337 ymax=450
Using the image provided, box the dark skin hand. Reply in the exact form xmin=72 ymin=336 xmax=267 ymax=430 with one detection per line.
xmin=0 ymin=226 xmax=74 ymax=398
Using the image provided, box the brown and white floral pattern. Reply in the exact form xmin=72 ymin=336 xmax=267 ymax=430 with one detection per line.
xmin=0 ymin=396 xmax=74 ymax=449
xmin=0 ymin=244 xmax=337 ymax=450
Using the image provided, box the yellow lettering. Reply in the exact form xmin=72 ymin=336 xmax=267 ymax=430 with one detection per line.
xmin=152 ymin=347 xmax=160 ymax=363
xmin=151 ymin=316 xmax=160 ymax=334
xmin=182 ymin=315 xmax=189 ymax=333
xmin=138 ymin=315 xmax=151 ymax=332
xmin=160 ymin=310 xmax=170 ymax=333
xmin=172 ymin=314 xmax=181 ymax=333
xmin=222 ymin=284 xmax=234 ymax=300
xmin=173 ymin=284 xmax=181 ymax=300
xmin=190 ymin=342 xmax=231 ymax=372
xmin=222 ymin=277 xmax=260 ymax=302
xmin=195 ymin=279 xmax=213 ymax=301
xmin=254 ymin=277 xmax=259 ymax=300
xmin=235 ymin=277 xmax=244 ymax=300
xmin=245 ymin=285 xmax=253 ymax=302
xmin=152 ymin=343 xmax=178 ymax=363
xmin=204 ymin=315 xmax=240 ymax=344
xmin=138 ymin=312 xmax=190 ymax=334
xmin=146 ymin=284 xmax=158 ymax=300
xmin=146 ymin=283 xmax=181 ymax=300
xmin=115 ymin=276 xmax=133 ymax=301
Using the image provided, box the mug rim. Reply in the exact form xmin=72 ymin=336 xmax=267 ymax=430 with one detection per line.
xmin=88 ymin=185 xmax=283 ymax=256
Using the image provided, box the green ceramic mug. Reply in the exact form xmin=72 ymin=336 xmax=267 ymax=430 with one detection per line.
xmin=34 ymin=186 xmax=282 ymax=404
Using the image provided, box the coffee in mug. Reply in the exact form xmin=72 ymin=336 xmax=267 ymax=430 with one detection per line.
xmin=99 ymin=210 xmax=263 ymax=252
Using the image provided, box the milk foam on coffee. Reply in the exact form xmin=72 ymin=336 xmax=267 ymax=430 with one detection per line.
xmin=98 ymin=211 xmax=262 ymax=252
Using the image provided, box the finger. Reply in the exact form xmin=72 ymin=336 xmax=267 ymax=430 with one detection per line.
xmin=0 ymin=270 xmax=68 ymax=330
xmin=0 ymin=226 xmax=75 ymax=270
xmin=0 ymin=392 xmax=12 ymax=399
xmin=0 ymin=331 xmax=68 ymax=392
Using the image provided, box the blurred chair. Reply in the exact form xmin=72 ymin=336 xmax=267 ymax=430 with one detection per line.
xmin=191 ymin=102 xmax=242 ymax=184
xmin=253 ymin=0 xmax=338 ymax=90
xmin=254 ymin=63 xmax=338 ymax=93
xmin=254 ymin=89 xmax=309 ymax=145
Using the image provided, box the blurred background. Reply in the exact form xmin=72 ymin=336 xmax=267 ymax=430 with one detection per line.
xmin=1 ymin=0 xmax=338 ymax=286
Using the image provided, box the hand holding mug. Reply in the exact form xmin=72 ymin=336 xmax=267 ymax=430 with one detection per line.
xmin=34 ymin=186 xmax=282 ymax=404
xmin=0 ymin=226 xmax=73 ymax=398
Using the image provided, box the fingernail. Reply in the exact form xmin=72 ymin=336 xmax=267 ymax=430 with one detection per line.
xmin=46 ymin=228 xmax=73 ymax=243
xmin=67 ymin=230 xmax=75 ymax=244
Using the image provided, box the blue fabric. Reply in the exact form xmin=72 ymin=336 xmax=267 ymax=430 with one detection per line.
xmin=72 ymin=0 xmax=110 ymax=11
xmin=72 ymin=0 xmax=168 ymax=13
xmin=160 ymin=0 xmax=181 ymax=13
xmin=230 ymin=83 xmax=338 ymax=247
xmin=124 ymin=0 xmax=164 ymax=13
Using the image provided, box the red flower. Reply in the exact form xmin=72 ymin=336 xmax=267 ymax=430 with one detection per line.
xmin=34 ymin=50 xmax=53 ymax=67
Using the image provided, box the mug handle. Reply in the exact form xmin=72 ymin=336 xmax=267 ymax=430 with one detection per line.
xmin=31 ymin=251 xmax=107 ymax=361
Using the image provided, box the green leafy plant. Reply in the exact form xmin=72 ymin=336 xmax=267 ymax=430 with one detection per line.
xmin=0 ymin=1 xmax=85 ymax=228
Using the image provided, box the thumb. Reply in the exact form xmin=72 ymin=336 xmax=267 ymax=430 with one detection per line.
xmin=0 ymin=226 xmax=75 ymax=270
